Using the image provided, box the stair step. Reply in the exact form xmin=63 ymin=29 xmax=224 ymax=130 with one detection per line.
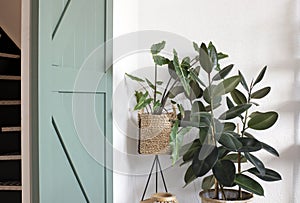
xmin=0 ymin=100 xmax=21 ymax=105
xmin=0 ymin=53 xmax=20 ymax=59
xmin=0 ymin=154 xmax=21 ymax=161
xmin=0 ymin=75 xmax=21 ymax=80
xmin=0 ymin=181 xmax=21 ymax=191
xmin=1 ymin=127 xmax=21 ymax=133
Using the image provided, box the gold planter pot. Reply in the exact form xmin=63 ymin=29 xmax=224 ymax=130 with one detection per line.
xmin=200 ymin=189 xmax=253 ymax=203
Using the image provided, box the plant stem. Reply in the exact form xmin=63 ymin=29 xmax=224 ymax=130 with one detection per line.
xmin=154 ymin=64 xmax=157 ymax=104
xmin=159 ymin=79 xmax=179 ymax=114
xmin=238 ymin=82 xmax=253 ymax=200
xmin=237 ymin=123 xmax=242 ymax=199
xmin=220 ymin=185 xmax=227 ymax=200
xmin=161 ymin=77 xmax=172 ymax=103
xmin=214 ymin=179 xmax=219 ymax=199
xmin=208 ymin=73 xmax=216 ymax=145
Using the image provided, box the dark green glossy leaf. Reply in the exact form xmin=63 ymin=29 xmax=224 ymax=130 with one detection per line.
xmin=186 ymin=80 xmax=203 ymax=101
xmin=208 ymin=42 xmax=218 ymax=70
xmin=212 ymin=64 xmax=234 ymax=81
xmin=190 ymin=69 xmax=206 ymax=87
xmin=226 ymin=97 xmax=235 ymax=109
xmin=168 ymin=86 xmax=184 ymax=99
xmin=251 ymin=87 xmax=271 ymax=99
xmin=243 ymin=131 xmax=255 ymax=138
xmin=192 ymin=146 xmax=218 ymax=177
xmin=247 ymin=168 xmax=282 ymax=182
xmin=218 ymin=133 xmax=242 ymax=151
xmin=192 ymin=101 xmax=206 ymax=113
xmin=173 ymin=49 xmax=190 ymax=94
xmin=222 ymin=153 xmax=247 ymax=163
xmin=168 ymin=61 xmax=178 ymax=80
xmin=203 ymin=85 xmax=221 ymax=106
xmin=244 ymin=152 xmax=266 ymax=176
xmin=218 ymin=146 xmax=229 ymax=159
xmin=182 ymin=139 xmax=201 ymax=165
xmin=125 ymin=73 xmax=145 ymax=82
xmin=151 ymin=41 xmax=166 ymax=55
xmin=199 ymin=43 xmax=212 ymax=74
xmin=184 ymin=165 xmax=197 ymax=187
xmin=248 ymin=111 xmax=278 ymax=130
xmin=202 ymin=175 xmax=215 ymax=190
xmin=237 ymin=138 xmax=262 ymax=152
xmin=219 ymin=104 xmax=251 ymax=120
xmin=253 ymin=66 xmax=267 ymax=86
xmin=223 ymin=122 xmax=236 ymax=132
xmin=213 ymin=160 xmax=236 ymax=187
xmin=235 ymin=174 xmax=264 ymax=196
xmin=261 ymin=142 xmax=279 ymax=157
xmin=213 ymin=76 xmax=241 ymax=97
xmin=153 ymin=55 xmax=169 ymax=66
xmin=231 ymin=89 xmax=247 ymax=105
xmin=226 ymin=131 xmax=242 ymax=138
xmin=205 ymin=103 xmax=222 ymax=112
xmin=238 ymin=71 xmax=249 ymax=92
xmin=217 ymin=52 xmax=229 ymax=60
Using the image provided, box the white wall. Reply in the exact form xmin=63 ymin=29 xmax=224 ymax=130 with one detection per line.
xmin=113 ymin=0 xmax=300 ymax=202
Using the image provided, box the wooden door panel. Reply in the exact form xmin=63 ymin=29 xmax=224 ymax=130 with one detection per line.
xmin=39 ymin=0 xmax=112 ymax=201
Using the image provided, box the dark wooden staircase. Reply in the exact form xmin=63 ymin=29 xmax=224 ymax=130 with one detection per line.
xmin=0 ymin=27 xmax=22 ymax=202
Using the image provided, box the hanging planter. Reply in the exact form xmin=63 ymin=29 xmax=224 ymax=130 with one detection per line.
xmin=200 ymin=189 xmax=253 ymax=203
xmin=125 ymin=41 xmax=193 ymax=156
xmin=140 ymin=192 xmax=178 ymax=203
xmin=138 ymin=110 xmax=176 ymax=154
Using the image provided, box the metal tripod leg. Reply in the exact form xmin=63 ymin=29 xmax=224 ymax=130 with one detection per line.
xmin=141 ymin=155 xmax=168 ymax=201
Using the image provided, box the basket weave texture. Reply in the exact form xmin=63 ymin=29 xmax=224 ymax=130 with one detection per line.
xmin=140 ymin=192 xmax=178 ymax=203
xmin=138 ymin=111 xmax=176 ymax=154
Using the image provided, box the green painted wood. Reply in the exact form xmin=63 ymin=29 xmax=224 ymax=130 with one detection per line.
xmin=38 ymin=0 xmax=113 ymax=202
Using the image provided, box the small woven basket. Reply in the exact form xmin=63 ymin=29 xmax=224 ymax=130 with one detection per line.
xmin=140 ymin=193 xmax=178 ymax=203
xmin=138 ymin=109 xmax=176 ymax=155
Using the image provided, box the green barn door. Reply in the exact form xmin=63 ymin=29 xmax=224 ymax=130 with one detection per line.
xmin=38 ymin=0 xmax=113 ymax=202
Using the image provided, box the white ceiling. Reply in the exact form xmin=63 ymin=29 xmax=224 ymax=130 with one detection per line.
xmin=0 ymin=0 xmax=21 ymax=48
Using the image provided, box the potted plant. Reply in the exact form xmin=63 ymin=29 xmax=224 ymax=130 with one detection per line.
xmin=169 ymin=42 xmax=282 ymax=202
xmin=125 ymin=41 xmax=196 ymax=154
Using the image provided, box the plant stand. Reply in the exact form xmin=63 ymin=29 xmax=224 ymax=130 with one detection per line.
xmin=141 ymin=155 xmax=168 ymax=201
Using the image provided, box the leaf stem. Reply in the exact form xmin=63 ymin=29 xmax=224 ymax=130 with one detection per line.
xmin=161 ymin=77 xmax=172 ymax=103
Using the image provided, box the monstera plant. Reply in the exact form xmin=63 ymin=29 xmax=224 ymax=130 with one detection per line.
xmin=169 ymin=42 xmax=281 ymax=202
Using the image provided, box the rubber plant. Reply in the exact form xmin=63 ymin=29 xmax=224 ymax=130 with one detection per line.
xmin=170 ymin=42 xmax=282 ymax=201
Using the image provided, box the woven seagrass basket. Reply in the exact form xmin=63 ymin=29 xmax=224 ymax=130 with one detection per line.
xmin=140 ymin=192 xmax=178 ymax=203
xmin=138 ymin=109 xmax=176 ymax=154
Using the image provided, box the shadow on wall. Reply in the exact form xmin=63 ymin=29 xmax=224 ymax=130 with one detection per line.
xmin=278 ymin=0 xmax=300 ymax=202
